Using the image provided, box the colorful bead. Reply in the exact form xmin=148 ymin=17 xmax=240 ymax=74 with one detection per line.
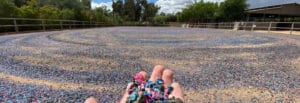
xmin=127 ymin=73 xmax=174 ymax=103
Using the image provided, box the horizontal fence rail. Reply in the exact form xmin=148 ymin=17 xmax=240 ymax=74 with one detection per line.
xmin=0 ymin=18 xmax=112 ymax=33
xmin=184 ymin=22 xmax=300 ymax=35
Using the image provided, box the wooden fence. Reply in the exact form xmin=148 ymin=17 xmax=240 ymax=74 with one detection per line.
xmin=184 ymin=22 xmax=300 ymax=35
xmin=0 ymin=18 xmax=111 ymax=33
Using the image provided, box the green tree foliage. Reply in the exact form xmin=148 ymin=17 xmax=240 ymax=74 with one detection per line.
xmin=0 ymin=0 xmax=160 ymax=24
xmin=17 ymin=0 xmax=39 ymax=18
xmin=81 ymin=0 xmax=91 ymax=10
xmin=175 ymin=12 xmax=182 ymax=22
xmin=37 ymin=0 xmax=83 ymax=10
xmin=180 ymin=1 xmax=218 ymax=22
xmin=143 ymin=3 xmax=159 ymax=22
xmin=39 ymin=5 xmax=60 ymax=19
xmin=60 ymin=9 xmax=75 ymax=20
xmin=0 ymin=0 xmax=18 ymax=18
xmin=76 ymin=10 xmax=92 ymax=21
xmin=13 ymin=0 xmax=29 ymax=7
xmin=123 ymin=0 xmax=136 ymax=21
xmin=219 ymin=0 xmax=248 ymax=21
xmin=135 ymin=0 xmax=142 ymax=21
xmin=94 ymin=7 xmax=108 ymax=22
xmin=177 ymin=0 xmax=248 ymax=22
xmin=112 ymin=0 xmax=123 ymax=17
xmin=113 ymin=0 xmax=159 ymax=22
xmin=155 ymin=13 xmax=177 ymax=24
xmin=11 ymin=0 xmax=113 ymax=22
xmin=154 ymin=15 xmax=167 ymax=24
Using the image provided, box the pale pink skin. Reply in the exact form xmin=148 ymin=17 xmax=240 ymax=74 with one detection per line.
xmin=120 ymin=65 xmax=184 ymax=103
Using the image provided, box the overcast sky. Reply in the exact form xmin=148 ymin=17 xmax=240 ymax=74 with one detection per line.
xmin=92 ymin=0 xmax=300 ymax=14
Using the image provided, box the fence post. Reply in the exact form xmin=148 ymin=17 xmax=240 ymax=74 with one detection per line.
xmin=13 ymin=18 xmax=19 ymax=32
xmin=268 ymin=22 xmax=272 ymax=33
xmin=290 ymin=22 xmax=295 ymax=35
xmin=73 ymin=21 xmax=76 ymax=29
xmin=42 ymin=20 xmax=46 ymax=30
xmin=243 ymin=22 xmax=247 ymax=30
xmin=69 ymin=21 xmax=71 ymax=29
xmin=251 ymin=22 xmax=255 ymax=31
xmin=60 ymin=21 xmax=63 ymax=30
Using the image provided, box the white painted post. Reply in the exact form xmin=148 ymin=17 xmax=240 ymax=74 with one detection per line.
xmin=290 ymin=22 xmax=295 ymax=35
xmin=13 ymin=18 xmax=19 ymax=32
xmin=243 ymin=22 xmax=247 ymax=30
xmin=268 ymin=22 xmax=272 ymax=33
xmin=251 ymin=22 xmax=255 ymax=31
xmin=233 ymin=22 xmax=239 ymax=31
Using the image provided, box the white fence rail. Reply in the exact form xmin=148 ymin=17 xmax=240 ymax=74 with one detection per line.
xmin=184 ymin=22 xmax=300 ymax=35
xmin=0 ymin=18 xmax=110 ymax=33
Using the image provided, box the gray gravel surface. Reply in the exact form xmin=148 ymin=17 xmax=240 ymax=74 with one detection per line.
xmin=0 ymin=27 xmax=299 ymax=102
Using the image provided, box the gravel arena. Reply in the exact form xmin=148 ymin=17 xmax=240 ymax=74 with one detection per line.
xmin=0 ymin=27 xmax=299 ymax=103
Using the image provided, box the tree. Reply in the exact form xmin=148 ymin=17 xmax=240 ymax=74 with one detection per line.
xmin=123 ymin=0 xmax=136 ymax=21
xmin=143 ymin=3 xmax=159 ymax=22
xmin=81 ymin=0 xmax=91 ymax=10
xmin=112 ymin=0 xmax=123 ymax=17
xmin=6 ymin=0 xmax=162 ymax=23
xmin=135 ymin=0 xmax=142 ymax=21
xmin=60 ymin=9 xmax=75 ymax=20
xmin=154 ymin=15 xmax=167 ymax=24
xmin=176 ymin=12 xmax=182 ymax=22
xmin=94 ymin=7 xmax=108 ymax=22
xmin=180 ymin=1 xmax=218 ymax=22
xmin=74 ymin=10 xmax=91 ymax=21
xmin=18 ymin=0 xmax=39 ymax=18
xmin=154 ymin=13 xmax=177 ymax=24
xmin=0 ymin=0 xmax=18 ymax=18
xmin=39 ymin=5 xmax=60 ymax=19
xmin=13 ymin=0 xmax=29 ymax=7
xmin=37 ymin=0 xmax=83 ymax=10
xmin=112 ymin=0 xmax=160 ymax=22
xmin=219 ymin=0 xmax=248 ymax=21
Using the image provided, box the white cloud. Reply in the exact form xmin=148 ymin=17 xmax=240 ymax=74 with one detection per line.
xmin=155 ymin=0 xmax=193 ymax=14
xmin=91 ymin=1 xmax=113 ymax=11
xmin=203 ymin=0 xmax=224 ymax=2
xmin=155 ymin=0 xmax=224 ymax=14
